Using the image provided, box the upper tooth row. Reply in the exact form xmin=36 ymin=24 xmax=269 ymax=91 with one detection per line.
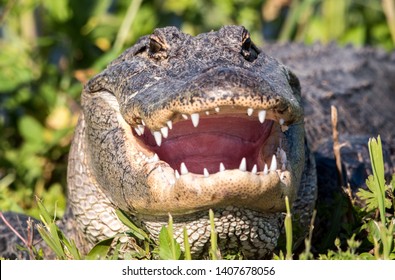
xmin=134 ymin=108 xmax=285 ymax=147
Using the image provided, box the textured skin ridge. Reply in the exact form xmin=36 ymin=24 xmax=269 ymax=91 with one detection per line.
xmin=1 ymin=26 xmax=394 ymax=259
xmin=67 ymin=115 xmax=130 ymax=251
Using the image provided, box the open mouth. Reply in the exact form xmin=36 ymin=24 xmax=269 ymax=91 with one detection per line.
xmin=85 ymin=68 xmax=305 ymax=215
xmin=132 ymin=106 xmax=289 ymax=181
xmin=84 ymin=89 xmax=303 ymax=216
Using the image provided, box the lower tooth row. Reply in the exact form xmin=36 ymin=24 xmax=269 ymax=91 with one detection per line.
xmin=174 ymin=155 xmax=281 ymax=178
xmin=140 ymin=152 xmax=286 ymax=178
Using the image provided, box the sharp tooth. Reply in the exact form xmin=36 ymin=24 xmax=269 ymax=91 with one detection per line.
xmin=141 ymin=119 xmax=146 ymax=126
xmin=191 ymin=113 xmax=200 ymax=127
xmin=153 ymin=131 xmax=162 ymax=146
xmin=251 ymin=164 xmax=257 ymax=174
xmin=166 ymin=120 xmax=173 ymax=129
xmin=205 ymin=111 xmax=210 ymax=115
xmin=279 ymin=118 xmax=285 ymax=125
xmin=263 ymin=164 xmax=268 ymax=175
xmin=180 ymin=162 xmax=188 ymax=175
xmin=270 ymin=155 xmax=277 ymax=171
xmin=134 ymin=127 xmax=142 ymax=136
xmin=258 ymin=110 xmax=266 ymax=123
xmin=175 ymin=170 xmax=180 ymax=179
xmin=138 ymin=125 xmax=145 ymax=134
xmin=160 ymin=126 xmax=169 ymax=138
xmin=203 ymin=168 xmax=209 ymax=178
xmin=219 ymin=162 xmax=225 ymax=172
xmin=182 ymin=114 xmax=188 ymax=120
xmin=215 ymin=107 xmax=220 ymax=113
xmin=247 ymin=108 xmax=254 ymax=116
xmin=239 ymin=157 xmax=247 ymax=171
xmin=152 ymin=153 xmax=159 ymax=162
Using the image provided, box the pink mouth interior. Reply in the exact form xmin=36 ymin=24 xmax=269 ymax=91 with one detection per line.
xmin=139 ymin=117 xmax=273 ymax=174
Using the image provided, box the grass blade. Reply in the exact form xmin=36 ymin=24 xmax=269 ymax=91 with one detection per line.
xmin=116 ymin=209 xmax=149 ymax=240
xmin=158 ymin=214 xmax=181 ymax=260
xmin=183 ymin=227 xmax=192 ymax=260
xmin=36 ymin=224 xmax=65 ymax=259
xmin=368 ymin=136 xmax=386 ymax=225
xmin=284 ymin=196 xmax=293 ymax=260
xmin=209 ymin=209 xmax=220 ymax=260
xmin=86 ymin=237 xmax=114 ymax=260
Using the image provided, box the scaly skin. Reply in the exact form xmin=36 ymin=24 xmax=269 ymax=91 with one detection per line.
xmin=1 ymin=26 xmax=394 ymax=259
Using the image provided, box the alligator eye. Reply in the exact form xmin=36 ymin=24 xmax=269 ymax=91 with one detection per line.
xmin=149 ymin=38 xmax=162 ymax=53
xmin=241 ymin=30 xmax=259 ymax=62
xmin=242 ymin=37 xmax=252 ymax=50
xmin=148 ymin=35 xmax=168 ymax=59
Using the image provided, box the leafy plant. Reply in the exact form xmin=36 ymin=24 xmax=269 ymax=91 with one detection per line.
xmin=356 ymin=136 xmax=395 ymax=260
xmin=36 ymin=198 xmax=81 ymax=260
xmin=157 ymin=214 xmax=183 ymax=260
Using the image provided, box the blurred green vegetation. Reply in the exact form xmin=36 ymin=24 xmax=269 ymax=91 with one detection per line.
xmin=0 ymin=0 xmax=394 ymax=219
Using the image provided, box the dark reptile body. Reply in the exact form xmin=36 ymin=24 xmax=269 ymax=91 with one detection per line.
xmin=1 ymin=26 xmax=394 ymax=259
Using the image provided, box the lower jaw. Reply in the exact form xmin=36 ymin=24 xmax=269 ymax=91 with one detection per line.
xmin=130 ymin=161 xmax=294 ymax=216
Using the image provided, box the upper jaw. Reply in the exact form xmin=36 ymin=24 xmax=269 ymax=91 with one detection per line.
xmin=121 ymin=65 xmax=304 ymax=132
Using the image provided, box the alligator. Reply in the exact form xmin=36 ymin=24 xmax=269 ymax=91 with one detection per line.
xmin=1 ymin=25 xmax=394 ymax=259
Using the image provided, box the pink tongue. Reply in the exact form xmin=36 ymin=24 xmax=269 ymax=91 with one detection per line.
xmin=142 ymin=117 xmax=273 ymax=174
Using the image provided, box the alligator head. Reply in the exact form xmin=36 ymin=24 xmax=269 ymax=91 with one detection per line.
xmin=75 ymin=26 xmax=309 ymax=258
